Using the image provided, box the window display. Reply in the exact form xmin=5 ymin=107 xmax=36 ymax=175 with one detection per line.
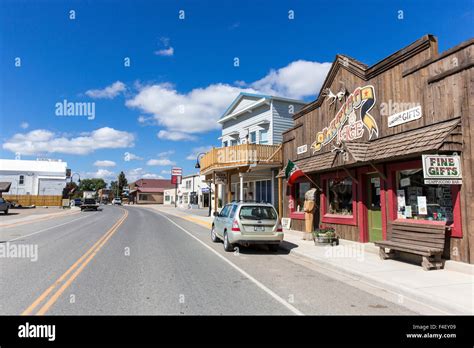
xmin=327 ymin=177 xmax=353 ymax=215
xmin=396 ymin=168 xmax=453 ymax=222
xmin=294 ymin=181 xmax=310 ymax=212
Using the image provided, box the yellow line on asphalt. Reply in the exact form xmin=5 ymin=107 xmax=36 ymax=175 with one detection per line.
xmin=182 ymin=215 xmax=212 ymax=229
xmin=21 ymin=208 xmax=128 ymax=315
xmin=0 ymin=211 xmax=81 ymax=229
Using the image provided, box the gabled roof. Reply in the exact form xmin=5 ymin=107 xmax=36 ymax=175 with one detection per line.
xmin=132 ymin=179 xmax=175 ymax=189
xmin=219 ymin=92 xmax=306 ymax=124
xmin=292 ymin=34 xmax=439 ymax=120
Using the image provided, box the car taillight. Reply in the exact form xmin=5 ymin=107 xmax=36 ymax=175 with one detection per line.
xmin=231 ymin=219 xmax=240 ymax=231
xmin=276 ymin=221 xmax=283 ymax=232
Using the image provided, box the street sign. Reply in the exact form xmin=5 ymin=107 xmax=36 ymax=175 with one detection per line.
xmin=171 ymin=167 xmax=182 ymax=176
xmin=171 ymin=175 xmax=182 ymax=185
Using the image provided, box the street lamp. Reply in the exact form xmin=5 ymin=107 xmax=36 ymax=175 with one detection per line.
xmin=195 ymin=153 xmax=212 ymax=217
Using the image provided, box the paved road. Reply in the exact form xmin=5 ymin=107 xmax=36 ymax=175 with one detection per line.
xmin=0 ymin=205 xmax=415 ymax=315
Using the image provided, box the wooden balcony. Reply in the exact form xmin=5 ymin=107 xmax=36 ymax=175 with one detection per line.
xmin=199 ymin=144 xmax=282 ymax=174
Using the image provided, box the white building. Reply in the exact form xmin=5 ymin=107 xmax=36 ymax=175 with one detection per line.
xmin=199 ymin=92 xmax=305 ymax=213
xmin=177 ymin=174 xmax=210 ymax=208
xmin=0 ymin=159 xmax=68 ymax=196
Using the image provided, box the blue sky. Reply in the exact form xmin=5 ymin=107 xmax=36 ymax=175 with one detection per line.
xmin=0 ymin=0 xmax=472 ymax=183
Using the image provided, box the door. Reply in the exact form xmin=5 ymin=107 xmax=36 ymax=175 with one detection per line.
xmin=367 ymin=174 xmax=382 ymax=242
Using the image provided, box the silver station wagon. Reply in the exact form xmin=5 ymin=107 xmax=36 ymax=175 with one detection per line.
xmin=211 ymin=202 xmax=283 ymax=252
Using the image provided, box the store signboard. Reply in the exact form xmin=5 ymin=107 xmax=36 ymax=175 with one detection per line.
xmin=297 ymin=144 xmax=307 ymax=155
xmin=171 ymin=167 xmax=183 ymax=176
xmin=171 ymin=175 xmax=182 ymax=185
xmin=422 ymin=155 xmax=462 ymax=184
xmin=214 ymin=172 xmax=227 ymax=185
xmin=387 ymin=105 xmax=422 ymax=128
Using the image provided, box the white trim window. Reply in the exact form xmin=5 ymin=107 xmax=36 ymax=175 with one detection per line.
xmin=259 ymin=129 xmax=268 ymax=144
xmin=249 ymin=131 xmax=257 ymax=144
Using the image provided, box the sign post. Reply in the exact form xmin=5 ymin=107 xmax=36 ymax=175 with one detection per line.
xmin=171 ymin=167 xmax=183 ymax=207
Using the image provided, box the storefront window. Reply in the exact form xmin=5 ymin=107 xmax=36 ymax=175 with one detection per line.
xmin=327 ymin=177 xmax=353 ymax=215
xmin=396 ymin=168 xmax=453 ymax=222
xmin=294 ymin=181 xmax=310 ymax=213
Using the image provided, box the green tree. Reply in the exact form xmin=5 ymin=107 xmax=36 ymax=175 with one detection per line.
xmin=78 ymin=178 xmax=107 ymax=192
xmin=110 ymin=180 xmax=119 ymax=196
xmin=62 ymin=181 xmax=78 ymax=199
xmin=118 ymin=171 xmax=128 ymax=194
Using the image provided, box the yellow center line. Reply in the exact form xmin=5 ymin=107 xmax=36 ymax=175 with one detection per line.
xmin=21 ymin=208 xmax=128 ymax=315
xmin=0 ymin=210 xmax=81 ymax=229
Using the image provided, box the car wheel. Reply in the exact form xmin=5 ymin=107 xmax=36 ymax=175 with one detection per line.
xmin=268 ymin=244 xmax=279 ymax=252
xmin=211 ymin=225 xmax=219 ymax=242
xmin=223 ymin=231 xmax=234 ymax=252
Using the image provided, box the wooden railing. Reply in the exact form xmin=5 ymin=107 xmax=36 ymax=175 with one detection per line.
xmin=199 ymin=144 xmax=282 ymax=173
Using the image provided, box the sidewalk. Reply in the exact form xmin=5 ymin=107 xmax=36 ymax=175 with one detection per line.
xmin=0 ymin=206 xmax=79 ymax=228
xmin=139 ymin=204 xmax=474 ymax=315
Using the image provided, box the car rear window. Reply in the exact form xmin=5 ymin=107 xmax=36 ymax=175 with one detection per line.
xmin=239 ymin=206 xmax=277 ymax=220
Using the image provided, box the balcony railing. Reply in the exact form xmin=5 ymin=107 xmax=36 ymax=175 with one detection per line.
xmin=200 ymin=144 xmax=282 ymax=173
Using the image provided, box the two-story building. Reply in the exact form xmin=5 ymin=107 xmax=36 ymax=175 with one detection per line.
xmin=177 ymin=173 xmax=210 ymax=208
xmin=199 ymin=92 xmax=306 ymax=215
xmin=280 ymin=35 xmax=473 ymax=264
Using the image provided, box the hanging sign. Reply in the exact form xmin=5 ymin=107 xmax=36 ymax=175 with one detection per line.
xmin=422 ymin=155 xmax=462 ymax=184
xmin=311 ymin=85 xmax=378 ymax=153
xmin=214 ymin=172 xmax=227 ymax=185
xmin=388 ymin=105 xmax=422 ymax=128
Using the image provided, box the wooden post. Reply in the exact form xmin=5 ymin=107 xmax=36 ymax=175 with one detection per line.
xmin=278 ymin=176 xmax=283 ymax=218
xmin=227 ymin=172 xmax=232 ymax=204
xmin=213 ymin=171 xmax=218 ymax=214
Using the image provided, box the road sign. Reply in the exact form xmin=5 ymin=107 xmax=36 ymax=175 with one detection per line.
xmin=171 ymin=167 xmax=182 ymax=176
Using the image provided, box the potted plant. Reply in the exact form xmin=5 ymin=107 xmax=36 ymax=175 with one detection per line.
xmin=312 ymin=226 xmax=338 ymax=246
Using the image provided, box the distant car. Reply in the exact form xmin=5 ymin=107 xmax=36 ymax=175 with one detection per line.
xmin=112 ymin=198 xmax=122 ymax=205
xmin=70 ymin=198 xmax=82 ymax=207
xmin=0 ymin=197 xmax=10 ymax=214
xmin=211 ymin=202 xmax=283 ymax=252
xmin=81 ymin=198 xmax=99 ymax=211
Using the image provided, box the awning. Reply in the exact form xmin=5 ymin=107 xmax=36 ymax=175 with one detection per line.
xmin=0 ymin=182 xmax=12 ymax=192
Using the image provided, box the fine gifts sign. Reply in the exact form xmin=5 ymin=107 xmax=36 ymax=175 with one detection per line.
xmin=422 ymin=155 xmax=462 ymax=184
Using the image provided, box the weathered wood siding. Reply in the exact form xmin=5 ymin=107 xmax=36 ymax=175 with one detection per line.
xmin=282 ymin=35 xmax=474 ymax=263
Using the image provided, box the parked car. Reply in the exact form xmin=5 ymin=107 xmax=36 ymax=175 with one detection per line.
xmin=70 ymin=198 xmax=82 ymax=207
xmin=0 ymin=197 xmax=10 ymax=214
xmin=211 ymin=202 xmax=283 ymax=252
xmin=112 ymin=198 xmax=122 ymax=205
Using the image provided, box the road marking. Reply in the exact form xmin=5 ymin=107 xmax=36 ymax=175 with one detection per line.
xmin=21 ymin=208 xmax=128 ymax=315
xmin=157 ymin=212 xmax=304 ymax=316
xmin=0 ymin=211 xmax=81 ymax=229
xmin=6 ymin=214 xmax=91 ymax=242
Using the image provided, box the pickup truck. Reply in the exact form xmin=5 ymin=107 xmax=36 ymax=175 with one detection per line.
xmin=81 ymin=198 xmax=99 ymax=211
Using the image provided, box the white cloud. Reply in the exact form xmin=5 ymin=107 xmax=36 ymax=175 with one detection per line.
xmin=3 ymin=127 xmax=135 ymax=155
xmin=123 ymin=152 xmax=142 ymax=161
xmin=186 ymin=146 xmax=213 ymax=160
xmin=155 ymin=47 xmax=174 ymax=56
xmin=126 ymin=167 xmax=164 ymax=182
xmin=250 ymin=60 xmax=332 ymax=99
xmin=126 ymin=59 xmax=330 ymax=136
xmin=94 ymin=160 xmax=116 ymax=167
xmin=127 ymin=83 xmax=257 ymax=135
xmin=20 ymin=122 xmax=29 ymax=129
xmin=85 ymin=81 xmax=126 ymax=99
xmin=157 ymin=130 xmax=197 ymax=141
xmin=161 ymin=169 xmax=171 ymax=175
xmin=146 ymin=158 xmax=176 ymax=166
xmin=86 ymin=169 xmax=116 ymax=180
xmin=157 ymin=150 xmax=175 ymax=157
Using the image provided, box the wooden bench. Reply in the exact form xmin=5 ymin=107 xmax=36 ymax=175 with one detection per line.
xmin=374 ymin=221 xmax=447 ymax=271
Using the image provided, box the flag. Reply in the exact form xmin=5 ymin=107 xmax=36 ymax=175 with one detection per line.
xmin=285 ymin=160 xmax=304 ymax=185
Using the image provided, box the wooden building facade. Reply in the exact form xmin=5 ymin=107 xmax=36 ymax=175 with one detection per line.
xmin=280 ymin=35 xmax=474 ymax=264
